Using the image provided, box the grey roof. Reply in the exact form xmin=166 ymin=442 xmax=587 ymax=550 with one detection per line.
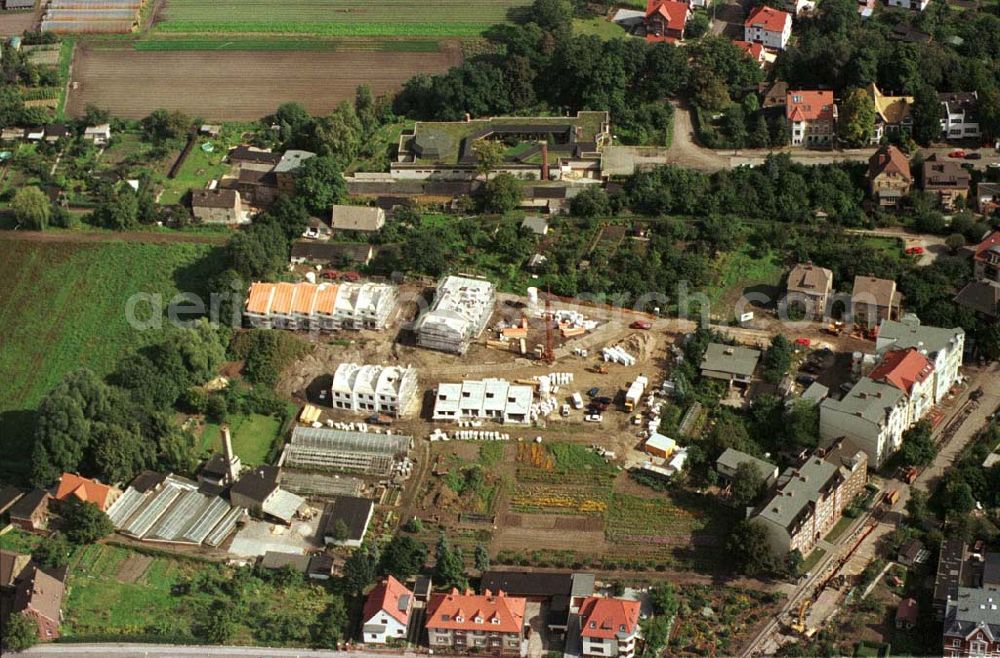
xmin=935 ymin=539 xmax=968 ymax=608
xmin=985 ymin=553 xmax=1000 ymax=587
xmin=273 ymin=149 xmax=315 ymax=173
xmin=756 ymin=456 xmax=839 ymax=532
xmin=228 ymin=145 xmax=281 ymax=165
xmin=320 ymin=496 xmax=374 ymax=542
xmin=9 ymin=489 xmax=48 ymax=520
xmin=520 ymin=216 xmax=549 ymax=235
xmin=289 ymin=427 xmax=410 ymax=456
xmin=944 ymin=585 xmax=1000 ymax=640
xmin=231 ymin=465 xmax=279 ymax=504
xmin=821 ymin=377 xmax=905 ymax=426
xmin=716 ymin=448 xmax=777 ymax=482
xmin=0 ymin=486 xmax=25 ymax=514
xmin=330 ymin=205 xmax=383 ymax=232
xmin=800 ymin=381 xmax=830 ymax=404
xmin=479 ymin=570 xmax=593 ymax=599
xmin=700 ymin=343 xmax=761 ymax=377
xmin=877 ymin=318 xmax=964 ymax=356
xmin=290 ymin=240 xmax=373 ymax=264
xmin=260 ymin=551 xmax=311 ymax=572
xmin=786 ymin=263 xmax=833 ymax=296
xmin=954 ymin=280 xmax=1000 ymax=320
xmin=192 ymin=188 xmax=239 ymax=209
xmin=261 ymin=488 xmax=305 ymax=524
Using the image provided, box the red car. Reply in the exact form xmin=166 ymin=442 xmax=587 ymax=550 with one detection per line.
xmin=794 ymin=337 xmax=811 ymax=347
xmin=949 ymin=149 xmax=967 ymax=158
xmin=905 ymin=246 xmax=925 ymax=255
xmin=630 ymin=320 xmax=652 ymax=330
xmin=320 ymin=270 xmax=339 ymax=280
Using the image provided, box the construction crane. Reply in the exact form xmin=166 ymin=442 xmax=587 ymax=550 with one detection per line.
xmin=790 ymin=599 xmax=810 ymax=634
xmin=541 ymin=292 xmax=555 ymax=365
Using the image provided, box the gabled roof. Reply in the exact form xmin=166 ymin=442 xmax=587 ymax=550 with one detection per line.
xmin=851 ymin=276 xmax=897 ymax=308
xmin=13 ymin=566 xmax=64 ymax=625
xmin=8 ymin=488 xmax=49 ymax=520
xmin=363 ymin=576 xmax=413 ymax=626
xmin=786 ymin=90 xmax=836 ymax=122
xmin=868 ymin=348 xmax=933 ymax=395
xmin=786 ymin=263 xmax=833 ymax=295
xmin=745 ymin=5 xmax=790 ymax=32
xmin=426 ymin=588 xmax=526 ymax=634
xmin=54 ymin=473 xmax=117 ymax=511
xmin=954 ymin=280 xmax=1000 ymax=320
xmin=192 ymin=188 xmax=239 ymax=210
xmin=868 ymin=145 xmax=911 ymax=181
xmin=972 ymin=230 xmax=1000 ymax=263
xmin=732 ymin=39 xmax=765 ymax=62
xmin=867 ymin=84 xmax=913 ymax=125
xmin=230 ymin=465 xmax=279 ymax=504
xmin=579 ymin=596 xmax=641 ymax=639
xmin=645 ymin=0 xmax=689 ymax=31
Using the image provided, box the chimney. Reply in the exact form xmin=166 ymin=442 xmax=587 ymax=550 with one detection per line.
xmin=464 ymin=112 xmax=471 ymax=123
xmin=222 ymin=425 xmax=241 ymax=483
xmin=540 ymin=142 xmax=549 ymax=181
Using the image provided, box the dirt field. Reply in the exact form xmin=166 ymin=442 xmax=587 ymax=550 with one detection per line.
xmin=66 ymin=45 xmax=462 ymax=120
xmin=115 ymin=554 xmax=154 ymax=583
xmin=0 ymin=10 xmax=38 ymax=37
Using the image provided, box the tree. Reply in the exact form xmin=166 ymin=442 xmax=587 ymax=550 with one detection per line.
xmin=434 ymin=534 xmax=468 ymax=590
xmin=61 ymin=498 xmax=114 ymax=544
xmin=343 ymin=543 xmax=381 ymax=594
xmin=11 ymin=186 xmax=50 ymax=230
xmin=204 ymin=602 xmax=237 ymax=644
xmin=329 ymin=519 xmax=350 ymax=542
xmin=945 ymin=233 xmax=966 ymax=253
xmin=1 ymin=613 xmax=38 ymax=652
xmin=380 ymin=535 xmax=428 ymax=579
xmin=762 ymin=334 xmax=792 ymax=384
xmin=82 ymin=104 xmax=110 ymax=126
xmin=259 ymin=195 xmax=311 ymax=243
xmin=32 ymin=532 xmax=72 ymax=570
xmin=471 ymin=139 xmax=506 ymax=179
xmin=944 ymin=478 xmax=976 ymax=516
xmin=92 ymin=183 xmax=140 ymax=231
xmin=530 ymin=0 xmax=573 ymax=34
xmin=140 ymin=108 xmax=191 ymax=142
xmin=89 ymin=422 xmax=152 ymax=484
xmin=403 ymin=517 xmax=423 ymax=533
xmin=726 ymin=519 xmax=780 ymax=576
xmin=313 ymin=595 xmax=349 ymax=649
xmin=685 ymin=12 xmax=710 ymax=40
xmin=898 ymin=420 xmax=936 ymax=467
xmin=474 ymin=544 xmax=490 ymax=572
xmin=570 ymin=186 xmax=610 ymax=218
xmin=313 ymin=101 xmax=363 ymax=165
xmin=479 ymin=173 xmax=522 ymax=213
xmin=294 ymin=155 xmax=346 ymax=216
xmin=837 ymin=87 xmax=875 ymax=146
xmin=730 ymin=461 xmax=767 ymax=509
xmin=911 ymin=84 xmax=943 ymax=146
xmin=649 ymin=584 xmax=678 ymax=617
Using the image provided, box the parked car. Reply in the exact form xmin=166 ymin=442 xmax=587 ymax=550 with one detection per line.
xmin=904 ymin=246 xmax=925 ymax=255
xmin=949 ymin=149 xmax=967 ymax=158
xmin=965 ymin=152 xmax=982 ymax=160
xmin=800 ymin=362 xmax=820 ymax=374
xmin=593 ymin=396 xmax=613 ymax=405
xmin=588 ymin=401 xmax=609 ymax=412
xmin=795 ymin=337 xmax=811 ymax=347
xmin=970 ymin=387 xmax=984 ymax=401
xmin=629 ymin=320 xmax=652 ymax=330
xmin=988 ymin=162 xmax=1000 ymax=170
xmin=320 ymin=270 xmax=339 ymax=280
xmin=302 ymin=227 xmax=320 ymax=239
xmin=796 ymin=375 xmax=816 ymax=386
xmin=587 ymin=387 xmax=600 ymax=398
xmin=560 ymin=404 xmax=570 ymax=417
xmin=585 ymin=413 xmax=603 ymax=422
xmin=571 ymin=392 xmax=584 ymax=409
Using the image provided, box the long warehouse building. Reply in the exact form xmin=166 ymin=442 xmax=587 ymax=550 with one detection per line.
xmin=282 ymin=427 xmax=411 ymax=477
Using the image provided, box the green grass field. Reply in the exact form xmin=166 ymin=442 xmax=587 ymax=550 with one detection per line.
xmin=708 ymin=246 xmax=785 ymax=316
xmin=158 ymin=135 xmax=236 ymax=206
xmin=0 ymin=239 xmax=222 ymax=483
xmin=200 ymin=413 xmax=284 ymax=465
xmin=572 ymin=17 xmax=627 ymax=40
xmin=154 ymin=0 xmax=530 ymax=36
xmin=134 ymin=37 xmax=442 ymax=52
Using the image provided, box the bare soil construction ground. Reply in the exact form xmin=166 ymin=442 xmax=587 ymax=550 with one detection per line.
xmin=66 ymin=45 xmax=462 ymax=120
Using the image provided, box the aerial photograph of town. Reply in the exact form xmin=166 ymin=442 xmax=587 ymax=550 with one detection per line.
xmin=0 ymin=0 xmax=998 ymax=655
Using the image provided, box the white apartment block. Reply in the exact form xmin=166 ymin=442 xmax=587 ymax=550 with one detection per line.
xmin=244 ymin=281 xmax=397 ymax=332
xmin=743 ymin=6 xmax=792 ymax=50
xmin=820 ymin=377 xmax=909 ymax=467
xmin=887 ymin=0 xmax=929 ymax=9
xmin=415 ymin=275 xmax=496 ymax=355
xmin=876 ymin=318 xmax=965 ymax=404
xmin=432 ymin=378 xmax=533 ymax=424
xmin=330 ymin=363 xmax=418 ymax=417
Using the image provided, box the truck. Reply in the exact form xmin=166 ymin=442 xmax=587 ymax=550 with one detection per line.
xmin=366 ymin=414 xmax=393 ymax=426
xmin=571 ymin=392 xmax=584 ymax=410
xmin=884 ymin=489 xmax=900 ymax=506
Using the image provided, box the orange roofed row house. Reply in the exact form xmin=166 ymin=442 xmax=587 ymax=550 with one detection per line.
xmin=425 ymin=588 xmax=527 ymax=655
xmin=244 ymin=280 xmax=397 ymax=332
xmin=644 ymin=0 xmax=690 ymax=42
xmin=54 ymin=473 xmax=121 ymax=512
xmin=787 ymin=90 xmax=838 ymax=146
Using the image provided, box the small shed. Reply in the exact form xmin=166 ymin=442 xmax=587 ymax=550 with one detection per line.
xmin=521 ymin=215 xmax=549 ymax=236
xmin=643 ymin=433 xmax=676 ymax=459
xmin=895 ymin=598 xmax=918 ymax=630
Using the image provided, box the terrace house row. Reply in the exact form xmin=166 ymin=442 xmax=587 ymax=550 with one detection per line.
xmin=245 ymin=281 xmax=397 ymax=332
xmin=415 ymin=275 xmax=495 ymax=355
xmin=330 ymin=363 xmax=418 ymax=417
xmin=432 ymin=378 xmax=534 ymax=424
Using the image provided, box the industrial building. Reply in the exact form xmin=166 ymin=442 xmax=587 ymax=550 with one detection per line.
xmin=330 ymin=363 xmax=418 ymax=417
xmin=431 ymin=378 xmax=534 ymax=424
xmin=414 ymin=275 xmax=495 ymax=354
xmin=244 ymin=281 xmax=397 ymax=332
xmin=106 ymin=474 xmax=244 ymax=547
xmin=282 ymin=427 xmax=412 ymax=477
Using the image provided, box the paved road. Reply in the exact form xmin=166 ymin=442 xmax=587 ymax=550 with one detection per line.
xmin=21 ymin=645 xmax=418 ymax=658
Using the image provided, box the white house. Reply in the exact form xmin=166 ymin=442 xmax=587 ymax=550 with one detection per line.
xmin=819 ymin=377 xmax=909 ymax=467
xmin=876 ymin=318 xmax=964 ymax=404
xmin=362 ymin=576 xmax=413 ymax=644
xmin=432 ymin=378 xmax=533 ymax=424
xmin=743 ymin=5 xmax=792 ymax=50
xmin=83 ymin=124 xmax=111 ymax=146
xmin=939 ymin=92 xmax=981 ymax=141
xmin=330 ymin=363 xmax=418 ymax=417
xmin=887 ymin=0 xmax=930 ymax=10
xmin=579 ymin=596 xmax=642 ymax=658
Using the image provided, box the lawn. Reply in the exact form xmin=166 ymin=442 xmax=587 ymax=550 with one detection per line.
xmin=158 ymin=129 xmax=245 ymax=205
xmin=154 ymin=0 xmax=531 ymax=37
xmin=823 ymin=515 xmax=855 ymax=544
xmin=0 ymin=239 xmax=223 ymax=484
xmin=200 ymin=413 xmax=284 ymax=465
xmin=572 ymin=17 xmax=627 ymax=39
xmin=134 ymin=37 xmax=442 ymax=52
xmin=707 ymin=246 xmax=785 ymax=317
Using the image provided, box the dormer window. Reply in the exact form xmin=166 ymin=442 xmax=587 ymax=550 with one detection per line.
xmin=474 ymin=616 xmax=483 ymax=624
xmin=491 ymin=617 xmax=501 ymax=625
xmin=589 ymin=622 xmax=597 ymax=629
xmin=442 ymin=615 xmax=450 ymax=621
xmin=455 ymin=615 xmax=464 ymax=623
xmin=620 ymin=625 xmax=626 ymax=632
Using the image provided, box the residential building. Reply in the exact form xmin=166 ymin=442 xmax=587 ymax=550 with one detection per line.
xmin=867 ymin=84 xmax=913 ymax=142
xmin=751 ymin=438 xmax=867 ymax=555
xmin=716 ymin=447 xmax=779 ymax=487
xmin=943 ymin=584 xmax=1000 ymax=657
xmin=228 ymin=145 xmax=282 ymax=169
xmin=54 ymin=473 xmax=121 ymax=512
xmin=0 ymin=486 xmax=25 ymax=516
xmin=784 ymin=262 xmax=834 ymax=319
xmin=733 ymin=40 xmax=766 ymax=67
xmin=819 ymin=377 xmax=908 ymax=466
xmin=972 ymin=230 xmax=1000 ymax=282
xmin=786 ymin=90 xmax=837 ymax=146
xmin=976 ymin=182 xmax=1000 ymax=217
xmin=425 ymin=588 xmax=527 ymax=655
xmin=8 ymin=489 xmax=49 ymax=532
xmin=784 ymin=0 xmax=815 ymax=14
xmin=259 ymin=551 xmax=311 ymax=573
xmin=191 ymin=188 xmax=245 ymax=224
xmin=887 ymin=0 xmax=929 ymax=10
xmin=700 ymin=343 xmax=761 ymax=388
xmin=289 ymin=241 xmax=375 ymax=268
xmin=897 ymin=538 xmax=929 ymax=567
xmin=896 ymin=598 xmax=919 ymax=630
xmin=744 ymin=6 xmax=792 ymax=50
xmin=12 ymin=566 xmax=64 ymax=641
xmin=868 ymin=144 xmax=912 ymax=208
xmin=330 ymin=205 xmax=386 ymax=233
xmin=922 ymin=155 xmax=972 ymax=210
xmin=229 ymin=464 xmax=306 ymax=526
xmin=222 ymin=147 xmax=314 ymax=206
xmin=330 ymin=363 xmax=418 ymax=416
xmin=876 ymin=317 xmax=965 ymax=404
xmin=934 ymin=539 xmax=971 ymax=619
xmin=43 ymin=123 xmax=68 ymax=143
xmin=867 ymin=347 xmax=935 ymax=425
xmin=954 ymin=280 xmax=1000 ymax=324
xmin=759 ymin=79 xmax=789 ymax=110
xmin=432 ymin=378 xmax=534 ymax=424
xmin=851 ymin=275 xmax=901 ymax=326
xmin=82 ymin=123 xmax=111 ymax=146
xmin=273 ymin=150 xmax=314 ymax=193
xmin=0 ymin=549 xmax=30 ymax=593
xmin=244 ymin=281 xmax=397 ymax=332
xmin=479 ymin=570 xmax=594 ymax=632
xmin=579 ymin=596 xmax=642 ymax=658
xmin=363 ymin=576 xmax=413 ymax=644
xmin=939 ymin=92 xmax=981 ymax=141
xmin=644 ymin=0 xmax=690 ymax=42
xmin=320 ymin=496 xmax=374 ymax=547
xmin=393 ymin=112 xmax=611 ymax=182
xmin=415 ymin=275 xmax=496 ymax=355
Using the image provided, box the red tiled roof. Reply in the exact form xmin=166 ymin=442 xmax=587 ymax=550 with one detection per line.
xmin=733 ymin=40 xmax=765 ymax=61
xmin=745 ymin=5 xmax=790 ymax=32
xmin=786 ymin=90 xmax=836 ymax=122
xmin=425 ymin=588 xmax=526 ymax=635
xmin=645 ymin=0 xmax=689 ymax=31
xmin=972 ymin=230 xmax=1000 ymax=262
xmin=54 ymin=473 xmax=117 ymax=512
xmin=868 ymin=145 xmax=911 ymax=181
xmin=869 ymin=348 xmax=934 ymax=395
xmin=579 ymin=596 xmax=641 ymax=640
xmin=363 ymin=576 xmax=412 ymax=626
